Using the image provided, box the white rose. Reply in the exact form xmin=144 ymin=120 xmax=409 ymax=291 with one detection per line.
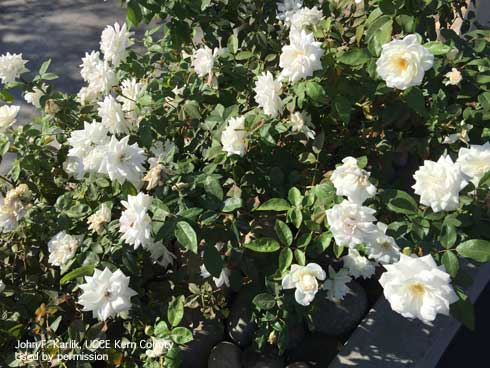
xmin=192 ymin=46 xmax=220 ymax=77
xmin=221 ymin=116 xmax=247 ymax=157
xmin=253 ymin=72 xmax=283 ymax=118
xmin=379 ymin=254 xmax=458 ymax=323
xmin=24 ymin=84 xmax=47 ymax=108
xmin=200 ymin=264 xmax=231 ymax=288
xmin=88 ymin=203 xmax=111 ymax=234
xmin=322 ymin=265 xmax=352 ymax=302
xmin=456 ymin=142 xmax=490 ymax=187
xmin=443 ymin=68 xmax=462 ymax=86
xmin=325 ymin=200 xmax=377 ymax=248
xmin=289 ymin=6 xmax=324 ymax=32
xmin=282 ymin=263 xmax=326 ymax=306
xmin=366 ymin=222 xmax=401 ymax=265
xmin=98 ymin=135 xmax=146 ymax=187
xmin=279 ymin=30 xmax=323 ymax=82
xmin=342 ymin=248 xmax=376 ymax=279
xmin=0 ymin=52 xmax=28 ymax=85
xmin=119 ymin=192 xmax=153 ymax=249
xmin=412 ymin=155 xmax=468 ymax=212
xmin=48 ymin=231 xmax=82 ymax=267
xmin=78 ymin=267 xmax=137 ymax=321
xmin=63 ymin=156 xmax=85 ymax=180
xmin=290 ymin=111 xmax=315 ymax=139
xmin=100 ymin=22 xmax=134 ymax=67
xmin=98 ymin=95 xmax=134 ymax=135
xmin=376 ymin=34 xmax=434 ymax=90
xmin=0 ymin=105 xmax=20 ymax=131
xmin=330 ymin=156 xmax=376 ymax=204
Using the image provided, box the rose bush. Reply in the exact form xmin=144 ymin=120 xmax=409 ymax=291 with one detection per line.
xmin=1 ymin=0 xmax=490 ymax=366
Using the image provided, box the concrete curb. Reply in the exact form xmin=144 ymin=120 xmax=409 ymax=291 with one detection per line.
xmin=329 ymin=262 xmax=490 ymax=368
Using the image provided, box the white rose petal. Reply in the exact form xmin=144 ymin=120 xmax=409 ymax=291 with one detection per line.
xmin=98 ymin=135 xmax=146 ymax=187
xmin=78 ymin=267 xmax=137 ymax=321
xmin=0 ymin=105 xmax=20 ymax=131
xmin=343 ymin=248 xmax=376 ymax=279
xmin=221 ymin=116 xmax=247 ymax=157
xmin=456 ymin=142 xmax=490 ymax=187
xmin=443 ymin=68 xmax=462 ymax=86
xmin=100 ymin=22 xmax=134 ymax=67
xmin=119 ymin=192 xmax=153 ymax=249
xmin=326 ymin=200 xmax=377 ymax=248
xmin=331 ymin=156 xmax=377 ymax=204
xmin=366 ymin=222 xmax=401 ymax=265
xmin=322 ymin=265 xmax=352 ymax=302
xmin=280 ymin=30 xmax=323 ymax=82
xmin=48 ymin=231 xmax=82 ymax=267
xmin=379 ymin=254 xmax=458 ymax=323
xmin=254 ymin=72 xmax=283 ymax=118
xmin=412 ymin=155 xmax=468 ymax=212
xmin=282 ymin=263 xmax=326 ymax=306
xmin=0 ymin=53 xmax=28 ymax=85
xmin=376 ymin=34 xmax=434 ymax=90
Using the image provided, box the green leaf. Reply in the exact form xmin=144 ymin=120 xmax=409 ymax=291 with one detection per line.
xmin=367 ymin=16 xmax=393 ymax=56
xmin=253 ymin=293 xmax=276 ymax=310
xmin=318 ymin=233 xmax=332 ymax=251
xmin=289 ymin=207 xmax=303 ymax=229
xmin=278 ymin=248 xmax=293 ymax=272
xmin=380 ymin=189 xmax=418 ymax=215
xmin=478 ymin=92 xmax=490 ymax=112
xmin=441 ymin=251 xmax=459 ymax=278
xmin=275 ymin=220 xmax=293 ymax=246
xmin=256 ymin=198 xmax=291 ymax=211
xmin=294 ymin=249 xmax=305 ymax=266
xmin=305 ymin=81 xmax=326 ymax=103
xmin=204 ymin=243 xmax=224 ymax=277
xmin=423 ymin=41 xmax=452 ymax=55
xmin=338 ymin=48 xmax=371 ymax=66
xmin=227 ymin=34 xmax=239 ymax=54
xmin=333 ymin=243 xmax=345 ymax=258
xmin=440 ymin=223 xmax=457 ymax=249
xmin=168 ymin=296 xmax=185 ymax=328
xmin=478 ymin=171 xmax=490 ymax=187
xmin=183 ymin=100 xmax=201 ymax=119
xmin=222 ymin=197 xmax=242 ymax=212
xmin=456 ymin=240 xmax=490 ymax=262
xmin=60 ymin=265 xmax=94 ymax=285
xmin=333 ymin=95 xmax=352 ymax=125
xmin=450 ymin=289 xmax=475 ymax=331
xmin=404 ymin=87 xmax=428 ymax=117
xmin=171 ymin=327 xmax=193 ymax=344
xmin=175 ymin=221 xmax=198 ymax=254
xmin=288 ymin=187 xmax=303 ymax=207
xmin=127 ymin=0 xmax=143 ymax=26
xmin=244 ymin=238 xmax=281 ymax=253
xmin=0 ymin=89 xmax=14 ymax=103
xmin=203 ymin=176 xmax=224 ymax=200
xmin=155 ymin=321 xmax=170 ymax=338
xmin=39 ymin=59 xmax=52 ymax=75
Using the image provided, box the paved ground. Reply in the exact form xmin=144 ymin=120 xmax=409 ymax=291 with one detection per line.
xmin=0 ymin=0 xmax=126 ymax=120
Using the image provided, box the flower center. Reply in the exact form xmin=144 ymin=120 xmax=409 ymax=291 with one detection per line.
xmin=408 ymin=282 xmax=426 ymax=298
xmin=300 ymin=273 xmax=317 ymax=291
xmin=104 ymin=290 xmax=112 ymax=298
xmin=396 ymin=57 xmax=408 ymax=71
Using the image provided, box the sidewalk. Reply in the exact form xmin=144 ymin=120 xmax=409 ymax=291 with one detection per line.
xmin=0 ymin=0 xmax=125 ymax=120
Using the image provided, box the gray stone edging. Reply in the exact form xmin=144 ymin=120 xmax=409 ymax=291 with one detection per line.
xmin=329 ymin=261 xmax=490 ymax=368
